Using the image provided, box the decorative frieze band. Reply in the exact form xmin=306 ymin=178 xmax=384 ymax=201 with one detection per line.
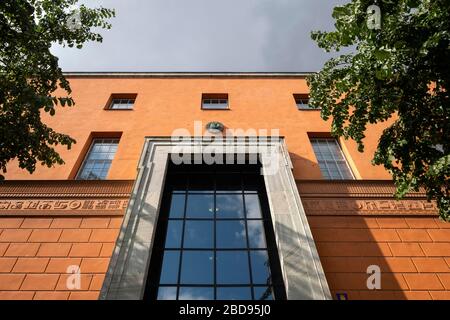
xmin=0 ymin=199 xmax=128 ymax=216
xmin=297 ymin=180 xmax=438 ymax=216
xmin=302 ymin=198 xmax=437 ymax=216
xmin=0 ymin=180 xmax=134 ymax=216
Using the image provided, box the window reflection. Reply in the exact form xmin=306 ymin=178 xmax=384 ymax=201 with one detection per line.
xmin=159 ymin=251 xmax=180 ymax=284
xmin=254 ymin=287 xmax=274 ymax=300
xmin=250 ymin=251 xmax=271 ymax=284
xmin=179 ymin=287 xmax=214 ymax=300
xmin=216 ymin=220 xmax=247 ymax=248
xmin=154 ymin=167 xmax=284 ymax=300
xmin=186 ymin=194 xmax=214 ymax=218
xmin=247 ymin=220 xmax=267 ymax=248
xmin=217 ymin=287 xmax=252 ymax=300
xmin=169 ymin=194 xmax=185 ymax=218
xmin=245 ymin=194 xmax=262 ymax=218
xmin=164 ymin=220 xmax=183 ymax=248
xmin=180 ymin=251 xmax=214 ymax=285
xmin=216 ymin=194 xmax=244 ymax=218
xmin=157 ymin=287 xmax=177 ymax=300
xmin=184 ymin=221 xmax=214 ymax=248
xmin=216 ymin=251 xmax=250 ymax=285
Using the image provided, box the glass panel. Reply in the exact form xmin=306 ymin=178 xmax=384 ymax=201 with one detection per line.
xmin=188 ymin=174 xmax=214 ymax=192
xmin=216 ymin=194 xmax=244 ymax=218
xmin=217 ymin=287 xmax=252 ymax=300
xmin=247 ymin=220 xmax=267 ymax=248
xmin=338 ymin=162 xmax=353 ymax=179
xmin=110 ymin=98 xmax=134 ymax=109
xmin=319 ymin=147 xmax=333 ymax=160
xmin=169 ymin=194 xmax=185 ymax=218
xmin=245 ymin=194 xmax=262 ymax=218
xmin=216 ymin=173 xmax=241 ymax=193
xmin=164 ymin=220 xmax=183 ymax=248
xmin=327 ymin=161 xmax=341 ymax=179
xmin=216 ymin=221 xmax=247 ymax=248
xmin=202 ymin=98 xmax=228 ymax=109
xmin=243 ymin=174 xmax=259 ymax=193
xmin=216 ymin=251 xmax=250 ymax=284
xmin=159 ymin=251 xmax=180 ymax=284
xmin=178 ymin=287 xmax=214 ymax=300
xmin=166 ymin=175 xmax=187 ymax=193
xmin=183 ymin=221 xmax=213 ymax=248
xmin=180 ymin=251 xmax=214 ymax=284
xmin=254 ymin=287 xmax=274 ymax=300
xmin=250 ymin=251 xmax=271 ymax=284
xmin=157 ymin=287 xmax=177 ymax=300
xmin=186 ymin=194 xmax=214 ymax=218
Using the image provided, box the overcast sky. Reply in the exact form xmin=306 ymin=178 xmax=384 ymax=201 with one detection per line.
xmin=52 ymin=0 xmax=347 ymax=72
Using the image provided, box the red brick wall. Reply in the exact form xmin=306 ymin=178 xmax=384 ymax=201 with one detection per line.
xmin=0 ymin=217 xmax=121 ymax=300
xmin=309 ymin=216 xmax=450 ymax=300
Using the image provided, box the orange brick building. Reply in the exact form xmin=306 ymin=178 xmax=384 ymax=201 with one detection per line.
xmin=0 ymin=72 xmax=448 ymax=300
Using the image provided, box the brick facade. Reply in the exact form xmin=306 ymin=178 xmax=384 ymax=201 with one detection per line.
xmin=1 ymin=74 xmax=448 ymax=299
xmin=299 ymin=181 xmax=450 ymax=300
xmin=0 ymin=180 xmax=448 ymax=300
xmin=309 ymin=216 xmax=450 ymax=300
xmin=0 ymin=216 xmax=120 ymax=300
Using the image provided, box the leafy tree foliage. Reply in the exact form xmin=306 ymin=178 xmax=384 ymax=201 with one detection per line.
xmin=308 ymin=0 xmax=449 ymax=220
xmin=0 ymin=0 xmax=114 ymax=178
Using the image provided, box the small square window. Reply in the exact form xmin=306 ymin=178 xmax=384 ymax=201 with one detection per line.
xmin=202 ymin=94 xmax=229 ymax=110
xmin=293 ymin=94 xmax=320 ymax=110
xmin=106 ymin=94 xmax=137 ymax=110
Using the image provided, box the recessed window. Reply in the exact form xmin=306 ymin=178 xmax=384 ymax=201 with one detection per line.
xmin=76 ymin=138 xmax=119 ymax=180
xmin=146 ymin=163 xmax=286 ymax=300
xmin=202 ymin=94 xmax=229 ymax=110
xmin=294 ymin=94 xmax=320 ymax=110
xmin=106 ymin=94 xmax=137 ymax=110
xmin=109 ymin=98 xmax=134 ymax=110
xmin=310 ymin=138 xmax=354 ymax=180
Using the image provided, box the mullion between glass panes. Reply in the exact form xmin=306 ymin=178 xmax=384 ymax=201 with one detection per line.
xmin=242 ymin=186 xmax=255 ymax=299
xmin=176 ymin=189 xmax=188 ymax=300
xmin=213 ymin=179 xmax=217 ymax=299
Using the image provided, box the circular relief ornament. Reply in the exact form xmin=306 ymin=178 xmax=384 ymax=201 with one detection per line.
xmin=205 ymin=121 xmax=224 ymax=134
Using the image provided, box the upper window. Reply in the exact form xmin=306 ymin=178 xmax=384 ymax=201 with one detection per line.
xmin=106 ymin=94 xmax=137 ymax=110
xmin=202 ymin=94 xmax=229 ymax=110
xmin=109 ymin=98 xmax=135 ymax=110
xmin=76 ymin=138 xmax=119 ymax=180
xmin=293 ymin=94 xmax=320 ymax=110
xmin=310 ymin=138 xmax=354 ymax=180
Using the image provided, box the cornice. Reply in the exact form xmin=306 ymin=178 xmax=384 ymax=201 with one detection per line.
xmin=63 ymin=71 xmax=313 ymax=79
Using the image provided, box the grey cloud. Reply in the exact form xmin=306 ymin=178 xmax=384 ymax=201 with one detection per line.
xmin=51 ymin=0 xmax=348 ymax=72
